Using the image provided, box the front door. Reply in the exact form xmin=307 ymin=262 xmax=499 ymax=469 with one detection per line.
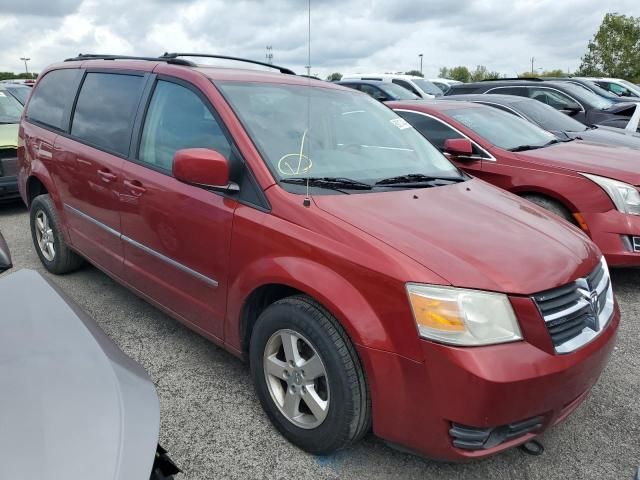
xmin=121 ymin=79 xmax=237 ymax=339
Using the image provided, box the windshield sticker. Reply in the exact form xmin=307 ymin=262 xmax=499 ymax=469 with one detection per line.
xmin=390 ymin=118 xmax=412 ymax=130
xmin=0 ymin=92 xmax=6 ymax=97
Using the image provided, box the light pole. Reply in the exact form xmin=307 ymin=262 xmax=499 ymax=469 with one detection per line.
xmin=20 ymin=57 xmax=30 ymax=76
xmin=419 ymin=53 xmax=423 ymax=75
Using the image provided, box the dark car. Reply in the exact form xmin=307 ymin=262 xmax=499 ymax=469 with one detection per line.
xmin=541 ymin=77 xmax=639 ymax=104
xmin=445 ymin=94 xmax=640 ymax=149
xmin=17 ymin=53 xmax=616 ymax=461
xmin=446 ymin=79 xmax=639 ymax=131
xmin=335 ymin=80 xmax=420 ymax=102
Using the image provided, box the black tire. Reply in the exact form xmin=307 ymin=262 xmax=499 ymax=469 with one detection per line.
xmin=30 ymin=194 xmax=84 ymax=274
xmin=250 ymin=295 xmax=371 ymax=455
xmin=520 ymin=194 xmax=575 ymax=224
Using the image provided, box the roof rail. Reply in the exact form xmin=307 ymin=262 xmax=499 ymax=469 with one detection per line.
xmin=64 ymin=54 xmax=196 ymax=66
xmin=160 ymin=53 xmax=296 ymax=75
xmin=480 ymin=77 xmax=544 ymax=82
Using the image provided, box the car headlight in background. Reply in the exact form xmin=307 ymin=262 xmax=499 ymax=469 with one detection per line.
xmin=406 ymin=284 xmax=522 ymax=346
xmin=582 ymin=173 xmax=640 ymax=215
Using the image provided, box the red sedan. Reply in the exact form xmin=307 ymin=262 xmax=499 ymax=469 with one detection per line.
xmin=392 ymin=100 xmax=640 ymax=267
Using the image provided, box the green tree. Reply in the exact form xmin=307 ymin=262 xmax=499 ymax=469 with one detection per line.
xmin=404 ymin=70 xmax=424 ymax=77
xmin=577 ymin=13 xmax=640 ymax=82
xmin=0 ymin=72 xmax=37 ymax=81
xmin=438 ymin=67 xmax=450 ymax=79
xmin=448 ymin=66 xmax=471 ymax=83
xmin=326 ymin=72 xmax=342 ymax=81
xmin=470 ymin=65 xmax=501 ymax=81
xmin=518 ymin=69 xmax=567 ymax=78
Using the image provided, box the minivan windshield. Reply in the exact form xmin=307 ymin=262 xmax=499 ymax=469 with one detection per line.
xmin=217 ymin=82 xmax=462 ymax=188
xmin=378 ymin=82 xmax=420 ymax=100
xmin=0 ymin=89 xmax=23 ymax=123
xmin=412 ymin=79 xmax=444 ymax=97
xmin=447 ymin=106 xmax=558 ymax=151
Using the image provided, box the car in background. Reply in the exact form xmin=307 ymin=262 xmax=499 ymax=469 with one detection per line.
xmin=585 ymin=77 xmax=640 ymax=99
xmin=445 ymin=94 xmax=640 ymax=149
xmin=0 ymin=229 xmax=180 ymax=479
xmin=0 ymin=78 xmax=36 ymax=87
xmin=446 ymin=79 xmax=640 ymax=131
xmin=2 ymin=83 xmax=32 ymax=105
xmin=18 ymin=53 xmax=618 ymax=461
xmin=391 ymin=99 xmax=640 ymax=267
xmin=335 ymin=79 xmax=420 ymax=102
xmin=429 ymin=78 xmax=462 ymax=94
xmin=0 ymin=85 xmax=22 ymax=201
xmin=542 ymin=77 xmax=639 ymax=104
xmin=341 ymin=73 xmax=443 ymax=98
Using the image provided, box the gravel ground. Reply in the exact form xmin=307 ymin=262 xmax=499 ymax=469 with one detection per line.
xmin=1 ymin=200 xmax=639 ymax=480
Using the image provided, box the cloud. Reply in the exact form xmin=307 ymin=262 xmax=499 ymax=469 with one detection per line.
xmin=1 ymin=0 xmax=639 ymax=78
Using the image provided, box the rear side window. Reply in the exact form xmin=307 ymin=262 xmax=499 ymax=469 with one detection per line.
xmin=138 ymin=80 xmax=231 ymax=172
xmin=26 ymin=69 xmax=81 ymax=130
xmin=71 ymin=73 xmax=144 ymax=156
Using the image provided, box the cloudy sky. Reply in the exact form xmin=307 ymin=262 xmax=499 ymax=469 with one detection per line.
xmin=1 ymin=0 xmax=639 ymax=79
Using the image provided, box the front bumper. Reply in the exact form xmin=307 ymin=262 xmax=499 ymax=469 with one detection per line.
xmin=359 ymin=304 xmax=619 ymax=461
xmin=582 ymin=209 xmax=640 ymax=267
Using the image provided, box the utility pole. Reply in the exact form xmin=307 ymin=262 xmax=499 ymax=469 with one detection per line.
xmin=265 ymin=46 xmax=273 ymax=65
xmin=20 ymin=57 xmax=30 ymax=76
xmin=530 ymin=57 xmax=534 ymax=75
xmin=419 ymin=53 xmax=423 ymax=75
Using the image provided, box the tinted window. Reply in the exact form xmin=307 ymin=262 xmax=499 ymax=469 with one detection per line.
xmin=511 ymin=99 xmax=588 ymax=133
xmin=398 ymin=110 xmax=488 ymax=158
xmin=26 ymin=69 xmax=80 ymax=130
xmin=392 ymin=79 xmax=421 ymax=97
xmin=6 ymin=86 xmax=30 ymax=105
xmin=71 ymin=73 xmax=144 ymax=155
xmin=359 ymin=84 xmax=388 ymax=101
xmin=0 ymin=89 xmax=23 ymax=123
xmin=488 ymin=86 xmax=530 ymax=97
xmin=527 ymin=88 xmax=580 ymax=110
xmin=138 ymin=80 xmax=231 ymax=172
xmin=377 ymin=83 xmax=420 ymax=100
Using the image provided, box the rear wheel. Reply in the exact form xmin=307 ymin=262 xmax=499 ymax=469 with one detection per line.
xmin=30 ymin=194 xmax=84 ymax=274
xmin=250 ymin=295 xmax=370 ymax=455
xmin=520 ymin=194 xmax=575 ymax=224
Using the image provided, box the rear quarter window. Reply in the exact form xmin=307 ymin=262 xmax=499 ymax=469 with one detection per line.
xmin=26 ymin=69 xmax=82 ymax=130
xmin=71 ymin=73 xmax=145 ymax=156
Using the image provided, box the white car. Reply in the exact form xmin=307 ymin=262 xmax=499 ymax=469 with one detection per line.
xmin=428 ymin=78 xmax=463 ymax=93
xmin=577 ymin=77 xmax=640 ymax=99
xmin=341 ymin=73 xmax=443 ymax=98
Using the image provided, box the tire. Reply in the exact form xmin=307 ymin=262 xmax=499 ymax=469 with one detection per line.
xmin=250 ymin=295 xmax=371 ymax=455
xmin=520 ymin=194 xmax=575 ymax=224
xmin=30 ymin=194 xmax=84 ymax=274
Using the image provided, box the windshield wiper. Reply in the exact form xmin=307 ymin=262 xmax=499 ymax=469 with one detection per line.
xmin=375 ymin=173 xmax=465 ymax=187
xmin=509 ymin=139 xmax=560 ymax=152
xmin=280 ymin=177 xmax=373 ymax=191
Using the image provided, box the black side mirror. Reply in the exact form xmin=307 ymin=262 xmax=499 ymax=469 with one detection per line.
xmin=0 ymin=231 xmax=12 ymax=273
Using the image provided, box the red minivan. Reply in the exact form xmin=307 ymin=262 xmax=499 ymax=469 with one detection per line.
xmin=18 ymin=55 xmax=618 ymax=461
xmin=391 ymin=100 xmax=640 ymax=267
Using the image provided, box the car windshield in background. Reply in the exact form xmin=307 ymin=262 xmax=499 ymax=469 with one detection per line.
xmin=412 ymin=79 xmax=444 ymax=96
xmin=0 ymin=90 xmax=23 ymax=123
xmin=6 ymin=86 xmax=30 ymax=105
xmin=217 ymin=82 xmax=462 ymax=186
xmin=447 ymin=106 xmax=557 ymax=151
xmin=619 ymin=79 xmax=640 ymax=96
xmin=378 ymin=82 xmax=420 ymax=100
xmin=561 ymin=82 xmax=613 ymax=110
xmin=513 ymin=99 xmax=588 ymax=133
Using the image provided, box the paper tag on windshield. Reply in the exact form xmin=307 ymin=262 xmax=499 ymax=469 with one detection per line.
xmin=390 ymin=118 xmax=412 ymax=130
xmin=0 ymin=92 xmax=6 ymax=97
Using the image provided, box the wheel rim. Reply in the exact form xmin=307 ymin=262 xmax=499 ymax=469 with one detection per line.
xmin=263 ymin=329 xmax=330 ymax=429
xmin=35 ymin=210 xmax=55 ymax=262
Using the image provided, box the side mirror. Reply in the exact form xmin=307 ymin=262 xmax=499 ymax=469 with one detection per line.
xmin=173 ymin=148 xmax=238 ymax=192
xmin=443 ymin=138 xmax=474 ymax=159
xmin=0 ymin=231 xmax=12 ymax=274
xmin=559 ymin=105 xmax=581 ymax=116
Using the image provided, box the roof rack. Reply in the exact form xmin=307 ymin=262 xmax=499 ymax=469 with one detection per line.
xmin=480 ymin=77 xmax=544 ymax=82
xmin=64 ymin=54 xmax=196 ymax=66
xmin=160 ymin=53 xmax=296 ymax=75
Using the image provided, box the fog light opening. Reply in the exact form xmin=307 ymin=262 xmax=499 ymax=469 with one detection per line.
xmin=519 ymin=439 xmax=544 ymax=456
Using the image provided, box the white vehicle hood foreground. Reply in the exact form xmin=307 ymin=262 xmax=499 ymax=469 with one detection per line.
xmin=0 ymin=269 xmax=161 ymax=479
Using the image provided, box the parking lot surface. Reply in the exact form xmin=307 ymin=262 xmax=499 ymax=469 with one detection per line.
xmin=1 ymin=200 xmax=639 ymax=480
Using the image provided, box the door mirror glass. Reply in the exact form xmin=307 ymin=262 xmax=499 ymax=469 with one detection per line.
xmin=444 ymin=138 xmax=474 ymax=157
xmin=173 ymin=148 xmax=237 ymax=191
xmin=0 ymin=232 xmax=12 ymax=273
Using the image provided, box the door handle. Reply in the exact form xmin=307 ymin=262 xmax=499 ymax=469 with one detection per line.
xmin=97 ymin=169 xmax=117 ymax=183
xmin=123 ymin=179 xmax=147 ymax=196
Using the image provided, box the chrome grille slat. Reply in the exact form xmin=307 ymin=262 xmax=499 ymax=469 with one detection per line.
xmin=632 ymin=236 xmax=640 ymax=253
xmin=533 ymin=259 xmax=614 ymax=354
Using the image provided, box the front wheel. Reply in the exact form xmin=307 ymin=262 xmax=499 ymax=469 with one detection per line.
xmin=250 ymin=295 xmax=370 ymax=455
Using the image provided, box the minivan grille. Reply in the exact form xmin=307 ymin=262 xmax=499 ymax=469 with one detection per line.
xmin=533 ymin=259 xmax=613 ymax=354
xmin=0 ymin=148 xmax=18 ymax=177
xmin=633 ymin=236 xmax=640 ymax=253
xmin=450 ymin=416 xmax=544 ymax=450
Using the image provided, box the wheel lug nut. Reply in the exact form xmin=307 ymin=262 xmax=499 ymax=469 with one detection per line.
xmin=283 ymin=370 xmax=289 ymax=378
xmin=301 ymin=386 xmax=307 ymax=394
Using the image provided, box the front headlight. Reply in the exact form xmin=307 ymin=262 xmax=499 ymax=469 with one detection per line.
xmin=406 ymin=284 xmax=522 ymax=346
xmin=582 ymin=173 xmax=640 ymax=215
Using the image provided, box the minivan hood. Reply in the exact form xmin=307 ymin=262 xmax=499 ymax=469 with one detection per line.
xmin=517 ymin=141 xmax=640 ymax=185
xmin=314 ymin=179 xmax=599 ymax=295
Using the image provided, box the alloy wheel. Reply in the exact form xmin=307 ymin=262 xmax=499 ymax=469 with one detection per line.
xmin=35 ymin=210 xmax=56 ymax=261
